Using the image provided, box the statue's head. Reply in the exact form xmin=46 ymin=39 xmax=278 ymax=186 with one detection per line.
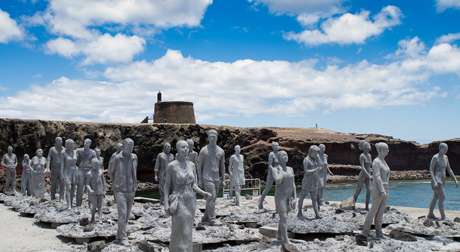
xmin=308 ymin=145 xmax=320 ymax=159
xmin=376 ymin=142 xmax=389 ymax=158
xmin=176 ymin=140 xmax=189 ymax=159
xmin=319 ymin=144 xmax=326 ymax=153
xmin=279 ymin=150 xmax=288 ymax=164
xmin=122 ymin=138 xmax=134 ymax=155
xmin=207 ymin=129 xmax=218 ymax=145
xmin=55 ymin=137 xmax=63 ymax=147
xmin=83 ymin=138 xmax=92 ymax=149
xmin=272 ymin=142 xmax=279 ymax=152
xmin=36 ymin=149 xmax=43 ymax=157
xmin=65 ymin=139 xmax=75 ymax=151
xmin=234 ymin=145 xmax=241 ymax=154
xmin=163 ymin=142 xmax=171 ymax=153
xmin=7 ymin=145 xmax=13 ymax=153
xmin=362 ymin=141 xmax=371 ymax=152
xmin=95 ymin=148 xmax=101 ymax=157
xmin=439 ymin=143 xmax=448 ymax=155
xmin=115 ymin=142 xmax=122 ymax=152
xmin=186 ymin=139 xmax=195 ymax=150
xmin=23 ymin=154 xmax=29 ymax=160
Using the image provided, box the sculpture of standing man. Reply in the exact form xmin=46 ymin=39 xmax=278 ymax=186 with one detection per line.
xmin=154 ymin=142 xmax=174 ymax=204
xmin=228 ymin=145 xmax=245 ymax=206
xmin=62 ymin=139 xmax=78 ymax=209
xmin=186 ymin=139 xmax=198 ymax=167
xmin=258 ymin=142 xmax=280 ymax=210
xmin=76 ymin=138 xmax=96 ymax=206
xmin=47 ymin=137 xmax=65 ymax=201
xmin=198 ymin=129 xmax=225 ymax=225
xmin=318 ymin=144 xmax=333 ymax=207
xmin=427 ymin=143 xmax=458 ymax=220
xmin=352 ymin=141 xmax=372 ymax=210
xmin=1 ymin=146 xmax=17 ymax=195
xmin=109 ymin=138 xmax=138 ymax=245
xmin=21 ymin=154 xmax=32 ymax=196
xmin=87 ymin=148 xmax=105 ymax=223
xmin=298 ymin=145 xmax=321 ymax=219
xmin=31 ymin=149 xmax=47 ymax=199
xmin=360 ymin=142 xmax=390 ymax=242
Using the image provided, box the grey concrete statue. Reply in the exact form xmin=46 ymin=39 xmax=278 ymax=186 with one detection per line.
xmin=31 ymin=149 xmax=47 ymax=199
xmin=197 ymin=129 xmax=225 ymax=225
xmin=258 ymin=142 xmax=280 ymax=210
xmin=62 ymin=139 xmax=78 ymax=209
xmin=21 ymin=154 xmax=32 ymax=196
xmin=353 ymin=141 xmax=372 ymax=210
xmin=361 ymin=142 xmax=390 ymax=240
xmin=186 ymin=139 xmax=198 ymax=167
xmin=228 ymin=145 xmax=245 ymax=206
xmin=47 ymin=137 xmax=65 ymax=201
xmin=318 ymin=144 xmax=333 ymax=207
xmin=76 ymin=138 xmax=96 ymax=206
xmin=164 ymin=140 xmax=211 ymax=252
xmin=109 ymin=138 xmax=138 ymax=246
xmin=427 ymin=143 xmax=458 ymax=220
xmin=298 ymin=145 xmax=321 ymax=219
xmin=87 ymin=148 xmax=105 ymax=223
xmin=154 ymin=142 xmax=174 ymax=204
xmin=1 ymin=145 xmax=18 ymax=195
xmin=271 ymin=150 xmax=297 ymax=251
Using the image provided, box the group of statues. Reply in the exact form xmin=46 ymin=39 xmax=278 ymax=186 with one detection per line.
xmin=1 ymin=129 xmax=458 ymax=252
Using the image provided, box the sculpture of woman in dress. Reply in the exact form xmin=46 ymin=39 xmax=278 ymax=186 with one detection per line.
xmin=352 ymin=141 xmax=372 ymax=210
xmin=31 ymin=149 xmax=47 ymax=199
xmin=164 ymin=140 xmax=211 ymax=252
xmin=21 ymin=154 xmax=32 ymax=196
xmin=297 ymin=145 xmax=321 ymax=219
xmin=271 ymin=150 xmax=297 ymax=251
xmin=361 ymin=142 xmax=390 ymax=240
xmin=62 ymin=139 xmax=78 ymax=209
xmin=427 ymin=143 xmax=458 ymax=220
xmin=318 ymin=144 xmax=333 ymax=208
xmin=228 ymin=145 xmax=245 ymax=206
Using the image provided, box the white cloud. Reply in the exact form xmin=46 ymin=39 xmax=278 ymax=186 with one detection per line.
xmin=0 ymin=9 xmax=24 ymax=43
xmin=36 ymin=0 xmax=212 ymax=39
xmin=252 ymin=0 xmax=343 ymax=25
xmin=436 ymin=32 xmax=460 ymax=44
xmin=395 ymin=37 xmax=426 ymax=58
xmin=284 ymin=6 xmax=402 ymax=45
xmin=436 ymin=0 xmax=460 ymax=11
xmin=46 ymin=33 xmax=145 ymax=64
xmin=3 ymin=39 xmax=459 ymax=122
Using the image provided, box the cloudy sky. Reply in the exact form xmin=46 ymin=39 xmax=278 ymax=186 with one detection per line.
xmin=1 ymin=0 xmax=460 ymax=143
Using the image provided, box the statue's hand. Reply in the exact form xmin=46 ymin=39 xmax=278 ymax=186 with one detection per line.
xmin=381 ymin=191 xmax=387 ymax=198
xmin=154 ymin=175 xmax=158 ymax=183
xmin=204 ymin=192 xmax=212 ymax=199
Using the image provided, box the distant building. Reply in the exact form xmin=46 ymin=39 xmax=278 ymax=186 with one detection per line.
xmin=151 ymin=92 xmax=196 ymax=124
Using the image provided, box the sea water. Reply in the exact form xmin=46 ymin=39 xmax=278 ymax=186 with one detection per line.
xmin=326 ymin=180 xmax=460 ymax=211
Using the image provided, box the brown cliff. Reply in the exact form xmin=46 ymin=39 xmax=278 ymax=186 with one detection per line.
xmin=0 ymin=118 xmax=458 ymax=182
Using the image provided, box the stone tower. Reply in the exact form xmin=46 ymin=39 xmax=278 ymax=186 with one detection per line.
xmin=153 ymin=92 xmax=196 ymax=124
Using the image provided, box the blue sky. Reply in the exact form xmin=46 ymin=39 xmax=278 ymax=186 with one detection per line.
xmin=0 ymin=0 xmax=460 ymax=143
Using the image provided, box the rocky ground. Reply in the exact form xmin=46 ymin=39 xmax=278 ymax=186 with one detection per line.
xmin=1 ymin=118 xmax=459 ymax=184
xmin=0 ymin=193 xmax=460 ymax=252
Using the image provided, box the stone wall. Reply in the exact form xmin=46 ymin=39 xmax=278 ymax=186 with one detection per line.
xmin=0 ymin=118 xmax=458 ymax=182
xmin=153 ymin=101 xmax=196 ymax=124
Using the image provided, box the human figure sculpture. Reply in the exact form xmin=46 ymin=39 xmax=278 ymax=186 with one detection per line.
xmin=62 ymin=139 xmax=78 ymax=209
xmin=271 ymin=150 xmax=297 ymax=251
xmin=228 ymin=145 xmax=245 ymax=206
xmin=76 ymin=138 xmax=96 ymax=206
xmin=31 ymin=149 xmax=47 ymax=199
xmin=186 ymin=139 xmax=198 ymax=167
xmin=21 ymin=154 xmax=32 ymax=196
xmin=164 ymin=140 xmax=211 ymax=252
xmin=2 ymin=146 xmax=18 ymax=195
xmin=361 ymin=142 xmax=390 ymax=240
xmin=318 ymin=144 xmax=333 ymax=208
xmin=352 ymin=141 xmax=372 ymax=210
xmin=87 ymin=148 xmax=105 ymax=223
xmin=427 ymin=143 xmax=458 ymax=220
xmin=109 ymin=138 xmax=138 ymax=245
xmin=154 ymin=142 xmax=174 ymax=204
xmin=298 ymin=145 xmax=322 ymax=219
xmin=258 ymin=142 xmax=280 ymax=210
xmin=47 ymin=137 xmax=65 ymax=201
xmin=197 ymin=129 xmax=225 ymax=225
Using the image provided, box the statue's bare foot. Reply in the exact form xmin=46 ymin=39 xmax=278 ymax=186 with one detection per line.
xmin=297 ymin=213 xmax=305 ymax=220
xmin=315 ymin=215 xmax=321 ymax=219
